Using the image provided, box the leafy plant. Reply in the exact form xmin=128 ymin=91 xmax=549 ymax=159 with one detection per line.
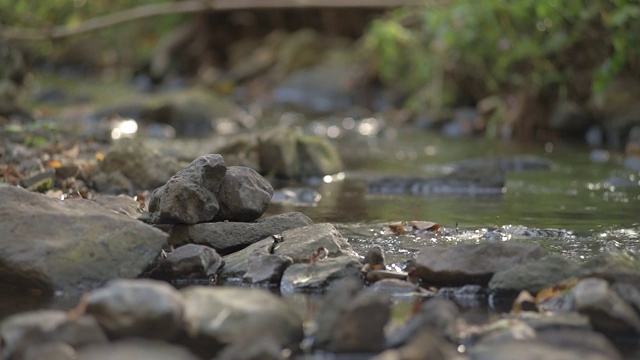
xmin=363 ymin=0 xmax=640 ymax=114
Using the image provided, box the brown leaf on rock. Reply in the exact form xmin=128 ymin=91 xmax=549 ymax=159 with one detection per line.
xmin=512 ymin=290 xmax=537 ymax=313
xmin=409 ymin=221 xmax=441 ymax=232
xmin=388 ymin=222 xmax=407 ymax=235
xmin=535 ymin=277 xmax=580 ymax=305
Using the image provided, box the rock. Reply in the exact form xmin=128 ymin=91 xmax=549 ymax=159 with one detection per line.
xmin=0 ymin=186 xmax=167 ymax=293
xmin=387 ymin=298 xmax=460 ymax=348
xmin=363 ymin=245 xmax=386 ymax=272
xmin=77 ymin=339 xmax=200 ymax=360
xmin=371 ymin=279 xmax=433 ymax=299
xmin=147 ymin=244 xmax=224 ymax=280
xmin=83 ymin=279 xmax=184 ymax=341
xmin=570 ymin=277 xmax=640 ymax=335
xmin=450 ymin=155 xmax=552 ymax=172
xmin=214 ymin=166 xmax=273 ymax=222
xmin=0 ymin=310 xmax=108 ymax=360
xmin=273 ymin=223 xmax=359 ymax=263
xmin=216 ymin=335 xmax=287 ymax=360
xmin=373 ymin=331 xmax=460 ymax=360
xmin=92 ymin=194 xmax=144 ymax=219
xmin=414 ymin=242 xmax=544 ymax=287
xmin=91 ymin=170 xmax=134 ymax=195
xmin=100 ymin=138 xmax=182 ymax=190
xmin=148 ymin=154 xmax=227 ymax=224
xmin=257 ymin=126 xmax=344 ymax=179
xmin=470 ymin=329 xmax=622 ymax=360
xmin=243 ymin=251 xmax=293 ymax=286
xmin=366 ymin=270 xmax=409 ymax=283
xmin=612 ymin=282 xmax=640 ymax=314
xmin=280 ymin=256 xmax=363 ymax=293
xmin=271 ymin=187 xmax=321 ymax=206
xmin=221 ymin=237 xmax=276 ymax=278
xmin=169 ymin=211 xmax=313 ymax=254
xmin=23 ymin=342 xmax=76 ymax=360
xmin=180 ymin=286 xmax=304 ymax=358
xmin=313 ymin=278 xmax=390 ymax=353
xmin=368 ymin=166 xmax=505 ymax=195
xmin=438 ymin=285 xmax=487 ymax=308
xmin=489 ymin=255 xmax=582 ymax=296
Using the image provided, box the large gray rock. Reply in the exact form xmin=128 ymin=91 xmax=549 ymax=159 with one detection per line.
xmin=414 ymin=242 xmax=544 ymax=287
xmin=148 ymin=244 xmax=224 ymax=280
xmin=0 ymin=310 xmax=108 ymax=360
xmin=243 ymin=251 xmax=293 ymax=286
xmin=280 ymin=256 xmax=363 ymax=293
xmin=77 ymin=339 xmax=200 ymax=360
xmin=214 ymin=166 xmax=273 ymax=222
xmin=387 ymin=298 xmax=460 ymax=348
xmin=0 ymin=186 xmax=167 ymax=293
xmin=148 ymin=154 xmax=227 ymax=224
xmin=221 ymin=237 xmax=275 ymax=278
xmin=570 ymin=277 xmax=640 ymax=335
xmin=83 ymin=279 xmax=184 ymax=341
xmin=180 ymin=286 xmax=304 ymax=358
xmin=169 ymin=212 xmax=313 ymax=254
xmin=100 ymin=138 xmax=182 ymax=190
xmin=312 ymin=279 xmax=390 ymax=353
xmin=274 ymin=223 xmax=359 ymax=263
xmin=489 ymin=255 xmax=581 ymax=296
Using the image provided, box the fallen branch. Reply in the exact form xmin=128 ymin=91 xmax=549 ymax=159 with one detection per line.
xmin=0 ymin=0 xmax=423 ymax=41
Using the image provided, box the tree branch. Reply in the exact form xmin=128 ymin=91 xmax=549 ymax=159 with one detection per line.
xmin=0 ymin=0 xmax=423 ymax=41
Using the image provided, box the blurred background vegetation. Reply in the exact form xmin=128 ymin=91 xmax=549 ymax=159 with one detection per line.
xmin=2 ymin=0 xmax=640 ymax=141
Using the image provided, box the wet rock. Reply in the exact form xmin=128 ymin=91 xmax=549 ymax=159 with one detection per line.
xmin=374 ymin=330 xmax=461 ymax=360
xmin=387 ymin=298 xmax=460 ymax=348
xmin=221 ymin=237 xmax=276 ymax=278
xmin=612 ymin=282 xmax=640 ymax=314
xmin=0 ymin=310 xmax=108 ymax=360
xmin=280 ymin=256 xmax=363 ymax=293
xmin=438 ymin=285 xmax=487 ymax=308
xmin=469 ymin=329 xmax=622 ymax=360
xmin=366 ymin=270 xmax=409 ymax=283
xmin=0 ymin=186 xmax=167 ymax=293
xmin=243 ymin=251 xmax=293 ymax=286
xmin=100 ymin=138 xmax=182 ymax=190
xmin=368 ymin=166 xmax=505 ymax=195
xmin=489 ymin=255 xmax=581 ymax=296
xmin=570 ymin=277 xmax=640 ymax=335
xmin=77 ymin=339 xmax=200 ymax=360
xmin=148 ymin=244 xmax=224 ymax=280
xmin=180 ymin=286 xmax=304 ymax=358
xmin=148 ymin=154 xmax=227 ymax=224
xmin=216 ymin=335 xmax=287 ymax=360
xmin=499 ymin=225 xmax=574 ymax=239
xmin=169 ymin=211 xmax=313 ymax=254
xmin=273 ymin=223 xmax=359 ymax=263
xmin=271 ymin=187 xmax=321 ymax=206
xmin=414 ymin=242 xmax=544 ymax=287
xmin=83 ymin=279 xmax=184 ymax=341
xmin=214 ymin=166 xmax=273 ymax=222
xmin=371 ymin=279 xmax=433 ymax=299
xmin=258 ymin=126 xmax=344 ymax=179
xmin=450 ymin=155 xmax=552 ymax=172
xmin=92 ymin=194 xmax=144 ymax=220
xmin=363 ymin=245 xmax=386 ymax=272
xmin=313 ymin=278 xmax=390 ymax=353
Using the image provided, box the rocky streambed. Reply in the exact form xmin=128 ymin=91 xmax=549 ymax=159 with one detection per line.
xmin=1 ymin=150 xmax=640 ymax=360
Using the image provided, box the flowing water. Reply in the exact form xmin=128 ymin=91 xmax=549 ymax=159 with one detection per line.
xmin=266 ymin=129 xmax=640 ymax=265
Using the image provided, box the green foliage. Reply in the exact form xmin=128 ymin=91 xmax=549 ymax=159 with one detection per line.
xmin=363 ymin=0 xmax=640 ymax=111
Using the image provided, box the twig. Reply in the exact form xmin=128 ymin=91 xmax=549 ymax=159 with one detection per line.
xmin=0 ymin=0 xmax=424 ymax=41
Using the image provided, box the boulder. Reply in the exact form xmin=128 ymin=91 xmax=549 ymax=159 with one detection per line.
xmin=214 ymin=166 xmax=273 ymax=222
xmin=77 ymin=339 xmax=200 ymax=360
xmin=280 ymin=256 xmax=363 ymax=293
xmin=243 ymin=251 xmax=293 ymax=286
xmin=221 ymin=237 xmax=275 ymax=278
xmin=180 ymin=286 xmax=304 ymax=358
xmin=570 ymin=277 xmax=640 ymax=335
xmin=169 ymin=212 xmax=313 ymax=254
xmin=387 ymin=298 xmax=460 ymax=348
xmin=489 ymin=255 xmax=582 ymax=296
xmin=0 ymin=310 xmax=108 ymax=360
xmin=0 ymin=186 xmax=167 ymax=293
xmin=83 ymin=279 xmax=184 ymax=341
xmin=100 ymin=138 xmax=182 ymax=190
xmin=313 ymin=279 xmax=390 ymax=353
xmin=147 ymin=244 xmax=224 ymax=280
xmin=148 ymin=154 xmax=227 ymax=224
xmin=274 ymin=223 xmax=359 ymax=263
xmin=414 ymin=242 xmax=544 ymax=287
